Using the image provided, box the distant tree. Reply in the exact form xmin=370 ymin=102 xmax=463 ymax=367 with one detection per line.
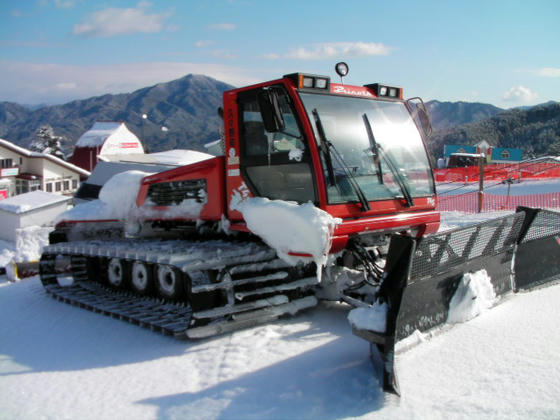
xmin=29 ymin=125 xmax=67 ymax=160
xmin=548 ymin=141 xmax=560 ymax=156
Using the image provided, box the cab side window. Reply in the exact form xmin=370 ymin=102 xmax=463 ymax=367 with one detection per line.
xmin=238 ymin=87 xmax=316 ymax=203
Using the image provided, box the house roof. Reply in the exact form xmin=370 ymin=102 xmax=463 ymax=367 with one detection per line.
xmin=75 ymin=121 xmax=138 ymax=148
xmin=0 ymin=190 xmax=71 ymax=214
xmin=100 ymin=149 xmax=214 ymax=166
xmin=0 ymin=138 xmax=90 ymax=177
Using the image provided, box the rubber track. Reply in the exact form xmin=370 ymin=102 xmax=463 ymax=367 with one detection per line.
xmin=39 ymin=238 xmax=318 ymax=338
xmin=43 ymin=281 xmax=193 ymax=337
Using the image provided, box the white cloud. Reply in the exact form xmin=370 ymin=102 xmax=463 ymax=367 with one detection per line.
xmin=538 ymin=67 xmax=560 ymax=77
xmin=502 ymin=86 xmax=538 ymax=103
xmin=208 ymin=50 xmax=237 ymax=60
xmin=72 ymin=3 xmax=170 ymax=37
xmin=54 ymin=0 xmax=79 ymax=8
xmin=465 ymin=90 xmax=479 ymax=101
xmin=0 ymin=61 xmax=260 ymax=104
xmin=55 ymin=82 xmax=78 ymax=90
xmin=195 ymin=40 xmax=215 ymax=48
xmin=208 ymin=23 xmax=236 ymax=31
xmin=266 ymin=42 xmax=391 ymax=61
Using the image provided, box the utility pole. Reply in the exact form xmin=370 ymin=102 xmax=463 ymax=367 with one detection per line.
xmin=478 ymin=153 xmax=485 ymax=213
xmin=141 ymin=113 xmax=148 ymax=152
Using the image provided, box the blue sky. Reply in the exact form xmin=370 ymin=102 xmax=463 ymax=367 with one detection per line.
xmin=1 ymin=0 xmax=559 ymax=107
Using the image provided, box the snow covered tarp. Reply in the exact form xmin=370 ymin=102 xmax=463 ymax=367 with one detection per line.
xmin=58 ymin=169 xmax=205 ymax=223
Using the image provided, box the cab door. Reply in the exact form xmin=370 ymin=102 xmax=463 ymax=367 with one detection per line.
xmin=236 ymin=86 xmax=318 ymax=204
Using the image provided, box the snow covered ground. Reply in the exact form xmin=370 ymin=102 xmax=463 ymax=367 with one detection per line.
xmin=1 ymin=179 xmax=559 ymax=419
xmin=1 ymin=274 xmax=559 ymax=419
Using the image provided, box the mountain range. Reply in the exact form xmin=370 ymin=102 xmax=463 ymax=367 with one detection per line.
xmin=0 ymin=74 xmax=233 ymax=154
xmin=0 ymin=74 xmax=558 ymax=159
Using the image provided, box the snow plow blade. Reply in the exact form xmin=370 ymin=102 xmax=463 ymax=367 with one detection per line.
xmin=514 ymin=207 xmax=560 ymax=290
xmin=353 ymin=207 xmax=560 ymax=395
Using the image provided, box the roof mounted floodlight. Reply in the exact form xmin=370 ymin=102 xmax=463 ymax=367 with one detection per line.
xmin=335 ymin=62 xmax=349 ymax=84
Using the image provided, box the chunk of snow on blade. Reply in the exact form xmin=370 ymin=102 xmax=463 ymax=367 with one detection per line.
xmin=232 ymin=197 xmax=341 ymax=280
xmin=347 ymin=302 xmax=388 ymax=333
xmin=447 ymin=269 xmax=497 ymax=324
xmin=395 ymin=329 xmax=427 ymax=352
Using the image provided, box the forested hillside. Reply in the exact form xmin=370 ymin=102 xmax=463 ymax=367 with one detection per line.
xmin=428 ymin=102 xmax=560 ymax=158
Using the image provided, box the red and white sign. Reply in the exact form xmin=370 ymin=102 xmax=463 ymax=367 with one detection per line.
xmin=330 ymin=83 xmax=375 ymax=98
xmin=0 ymin=189 xmax=7 ymax=200
xmin=119 ymin=142 xmax=140 ymax=149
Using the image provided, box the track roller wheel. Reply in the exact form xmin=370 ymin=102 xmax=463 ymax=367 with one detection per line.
xmin=107 ymin=258 xmax=127 ymax=288
xmin=131 ymin=261 xmax=151 ymax=295
xmin=156 ymin=264 xmax=184 ymax=299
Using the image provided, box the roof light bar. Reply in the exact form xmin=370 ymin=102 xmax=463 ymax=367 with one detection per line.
xmin=365 ymin=83 xmax=403 ymax=99
xmin=284 ymin=73 xmax=331 ymax=91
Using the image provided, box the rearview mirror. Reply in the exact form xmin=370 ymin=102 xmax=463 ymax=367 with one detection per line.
xmin=257 ymin=88 xmax=285 ymax=133
xmin=406 ymin=97 xmax=433 ymax=138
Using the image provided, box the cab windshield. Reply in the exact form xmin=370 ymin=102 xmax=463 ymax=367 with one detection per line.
xmin=300 ymin=92 xmax=434 ymax=205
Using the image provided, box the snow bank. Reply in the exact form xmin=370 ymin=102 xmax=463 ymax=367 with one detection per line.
xmin=14 ymin=226 xmax=51 ymax=262
xmin=0 ymin=227 xmax=50 ymax=269
xmin=347 ymin=302 xmax=388 ymax=333
xmin=232 ymin=196 xmax=341 ymax=279
xmin=447 ymin=269 xmax=497 ymax=324
xmin=0 ymin=240 xmax=15 ymax=268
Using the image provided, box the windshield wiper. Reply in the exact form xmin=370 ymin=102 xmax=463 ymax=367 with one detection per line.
xmin=312 ymin=109 xmax=336 ymax=187
xmin=362 ymin=114 xmax=384 ymax=185
xmin=313 ymin=109 xmax=370 ymax=211
xmin=362 ymin=114 xmax=414 ymax=207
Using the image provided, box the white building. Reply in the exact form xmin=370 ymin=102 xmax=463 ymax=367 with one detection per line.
xmin=0 ymin=138 xmax=90 ymax=199
xmin=0 ymin=190 xmax=71 ymax=242
xmin=70 ymin=121 xmax=144 ymax=171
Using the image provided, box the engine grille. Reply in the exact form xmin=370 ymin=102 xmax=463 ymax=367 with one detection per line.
xmin=147 ymin=178 xmax=206 ymax=206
